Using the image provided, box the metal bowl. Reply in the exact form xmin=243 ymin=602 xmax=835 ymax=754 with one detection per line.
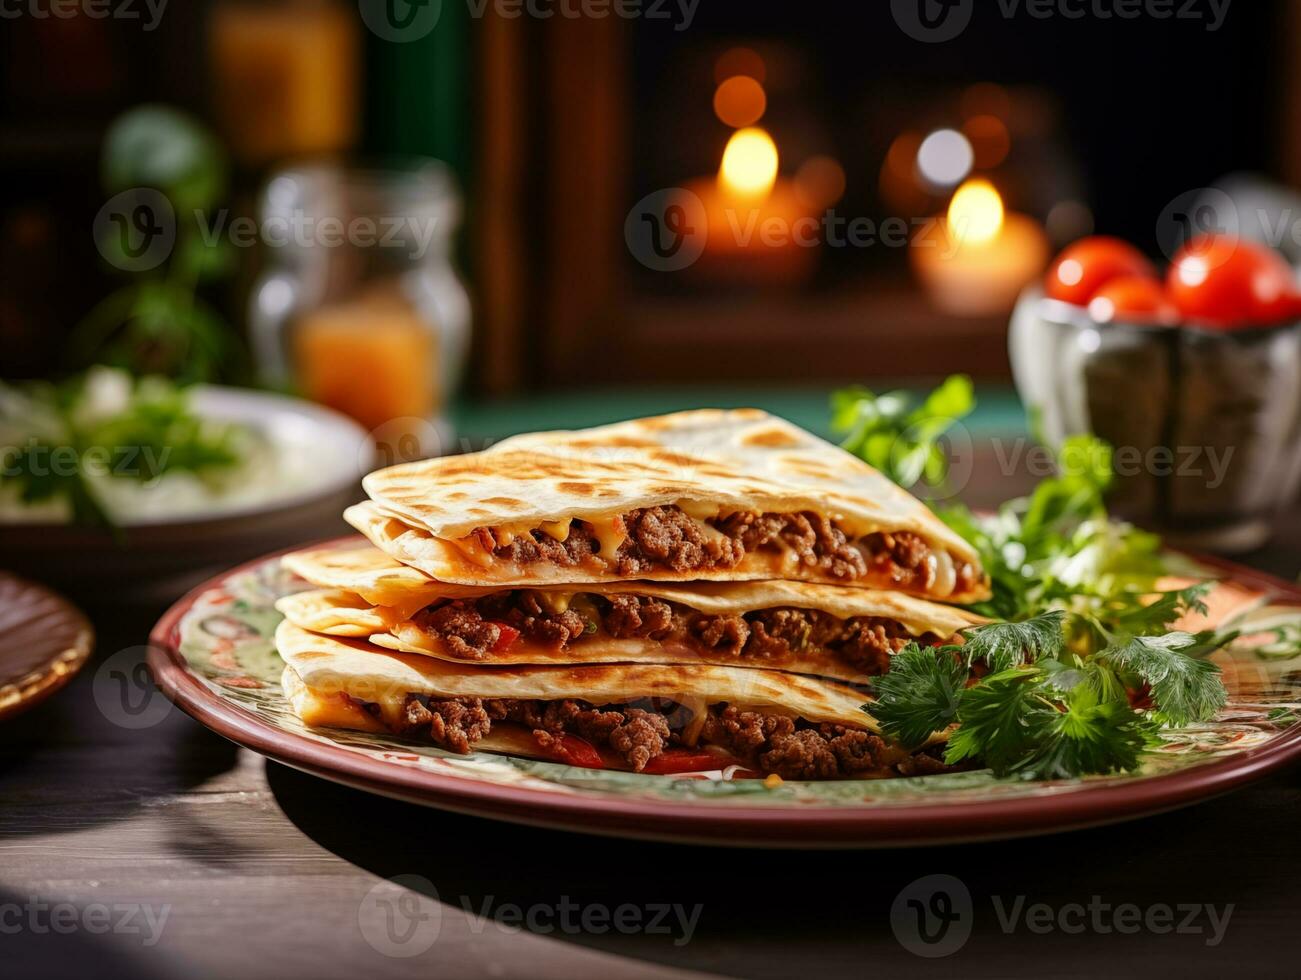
xmin=1009 ymin=287 xmax=1301 ymax=552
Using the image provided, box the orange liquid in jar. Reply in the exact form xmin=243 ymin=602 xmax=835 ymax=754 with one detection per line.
xmin=293 ymin=295 xmax=438 ymax=432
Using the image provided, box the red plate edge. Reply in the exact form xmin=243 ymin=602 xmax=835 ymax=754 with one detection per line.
xmin=146 ymin=536 xmax=1301 ymax=848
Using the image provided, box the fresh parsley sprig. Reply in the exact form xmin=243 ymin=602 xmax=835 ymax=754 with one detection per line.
xmin=866 ymin=644 xmax=965 ymax=748
xmin=842 ymin=376 xmax=1240 ymax=780
xmin=867 ymin=599 xmax=1230 ymax=779
xmin=958 ymin=610 xmax=1065 ymax=671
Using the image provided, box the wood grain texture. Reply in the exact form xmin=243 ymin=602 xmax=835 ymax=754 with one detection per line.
xmin=0 ymin=582 xmax=722 ymax=980
xmin=473 ymin=9 xmax=529 ymax=397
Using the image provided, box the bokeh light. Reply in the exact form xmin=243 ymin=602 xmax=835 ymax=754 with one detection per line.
xmin=713 ymin=47 xmax=766 ymax=85
xmin=880 ymin=130 xmax=930 ymax=215
xmin=1045 ymin=199 xmax=1095 ymax=244
xmin=947 ymin=179 xmax=1004 ymax=245
xmin=917 ymin=128 xmax=974 ymax=188
xmin=795 ymin=155 xmax=846 ymax=209
xmin=962 ymin=114 xmax=1011 ymax=169
xmin=719 ymin=127 xmax=779 ymax=198
xmin=713 ymin=75 xmax=767 ymax=128
xmin=960 ymin=82 xmax=1012 ymax=121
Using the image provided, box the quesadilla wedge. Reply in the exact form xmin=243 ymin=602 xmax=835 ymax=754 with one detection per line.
xmin=277 ymin=546 xmax=982 ymax=684
xmin=353 ymin=409 xmax=988 ymax=602
xmin=277 ymin=621 xmax=955 ymax=779
xmin=283 ymin=543 xmax=483 ymax=620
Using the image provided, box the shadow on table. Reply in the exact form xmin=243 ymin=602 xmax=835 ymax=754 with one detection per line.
xmin=0 ymin=887 xmax=176 ymax=980
xmin=0 ymin=643 xmax=239 ymax=837
xmin=266 ymin=759 xmax=1301 ymax=978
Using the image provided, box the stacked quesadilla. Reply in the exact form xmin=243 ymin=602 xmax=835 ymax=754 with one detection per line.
xmin=276 ymin=409 xmax=989 ymax=779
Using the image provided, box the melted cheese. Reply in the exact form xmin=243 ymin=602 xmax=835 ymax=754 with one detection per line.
xmin=447 ymin=534 xmax=498 ymax=568
xmin=931 ymin=548 xmax=956 ymax=597
xmin=589 ymin=515 xmax=628 ymax=557
xmin=677 ymin=697 xmax=708 ymax=747
xmin=539 ymin=519 xmax=571 ymax=542
xmin=532 ymin=590 xmax=573 ymax=615
xmin=676 ymin=499 xmax=722 ymax=521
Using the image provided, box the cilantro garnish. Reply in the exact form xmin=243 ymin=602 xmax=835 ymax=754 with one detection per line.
xmin=1095 ymin=632 xmax=1231 ymax=727
xmin=958 ymin=610 xmax=1065 ymax=671
xmin=1012 ymin=700 xmax=1155 ymax=781
xmin=866 ymin=643 xmax=965 ymax=748
xmin=844 ymin=377 xmax=1240 ymax=780
xmin=944 ymin=667 xmax=1054 ymax=773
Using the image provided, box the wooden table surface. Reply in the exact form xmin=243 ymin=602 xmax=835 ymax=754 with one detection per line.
xmin=2 ymin=441 xmax=1299 ymax=980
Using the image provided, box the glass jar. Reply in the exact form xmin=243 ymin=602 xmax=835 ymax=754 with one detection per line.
xmin=209 ymin=0 xmax=360 ymax=166
xmin=249 ymin=160 xmax=470 ymax=457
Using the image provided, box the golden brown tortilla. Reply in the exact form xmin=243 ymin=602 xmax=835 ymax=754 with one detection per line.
xmin=351 ymin=410 xmax=987 ymax=600
xmin=276 ymin=620 xmax=877 ymax=732
xmin=276 ymin=548 xmax=981 ymax=682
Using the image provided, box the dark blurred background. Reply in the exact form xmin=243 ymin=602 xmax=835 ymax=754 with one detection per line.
xmin=0 ymin=0 xmax=1292 ymax=399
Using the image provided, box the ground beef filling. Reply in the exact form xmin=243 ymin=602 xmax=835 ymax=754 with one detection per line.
xmin=400 ymin=695 xmax=669 ymax=770
xmin=711 ymin=510 xmax=867 ymax=579
xmin=700 ymin=706 xmax=889 ymax=779
xmin=413 ymin=591 xmax=926 ymax=676
xmin=410 ymin=592 xmax=590 ymax=661
xmin=396 ymin=696 xmax=917 ymax=779
xmin=475 ymin=506 xmax=981 ymax=594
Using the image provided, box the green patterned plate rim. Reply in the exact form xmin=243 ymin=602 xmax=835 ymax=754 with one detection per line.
xmin=147 ymin=538 xmax=1301 ymax=847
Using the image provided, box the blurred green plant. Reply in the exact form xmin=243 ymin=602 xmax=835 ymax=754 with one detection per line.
xmin=71 ymin=106 xmax=243 ymax=383
xmin=830 ymin=374 xmax=974 ymax=491
xmin=0 ymin=368 xmax=245 ymax=526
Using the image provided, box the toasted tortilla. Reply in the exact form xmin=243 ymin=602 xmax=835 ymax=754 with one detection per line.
xmin=283 ymin=542 xmax=485 ymax=619
xmin=282 ymin=665 xmax=599 ymax=762
xmin=276 ymin=550 xmax=981 ymax=682
xmin=276 ymin=589 xmax=392 ymax=637
xmin=276 ymin=620 xmax=877 ymax=733
xmin=282 ymin=543 xmax=981 ymax=631
xmin=352 ymin=409 xmax=987 ymax=601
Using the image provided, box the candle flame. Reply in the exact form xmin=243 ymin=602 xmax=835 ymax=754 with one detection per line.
xmin=719 ymin=127 xmax=779 ymax=200
xmin=947 ymin=178 xmax=1004 ymax=246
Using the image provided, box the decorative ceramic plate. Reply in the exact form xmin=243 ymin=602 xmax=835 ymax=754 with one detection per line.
xmin=0 ymin=572 xmax=94 ymax=722
xmin=148 ymin=539 xmax=1301 ymax=847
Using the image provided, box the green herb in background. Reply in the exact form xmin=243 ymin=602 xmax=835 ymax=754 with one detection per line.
xmin=0 ymin=369 xmax=244 ymax=527
xmin=71 ymin=106 xmax=244 ymax=383
xmin=831 ymin=374 xmax=974 ymax=492
xmin=841 ymin=375 xmax=1236 ymax=780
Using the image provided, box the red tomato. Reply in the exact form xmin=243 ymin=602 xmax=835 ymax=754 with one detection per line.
xmin=639 ymin=748 xmax=732 ymax=775
xmin=1045 ymin=236 xmax=1158 ymax=305
xmin=489 ymin=623 xmax=521 ymax=652
xmin=1087 ymin=275 xmax=1178 ymax=325
xmin=537 ymin=734 xmax=606 ymax=769
xmin=1127 ymin=683 xmax=1154 ymax=713
xmin=1166 ymin=235 xmax=1298 ymax=329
